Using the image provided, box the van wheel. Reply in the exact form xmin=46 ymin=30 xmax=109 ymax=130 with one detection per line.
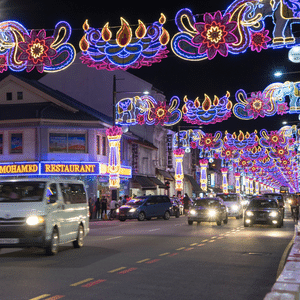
xmin=45 ymin=228 xmax=59 ymax=256
xmin=163 ymin=211 xmax=170 ymax=220
xmin=188 ymin=220 xmax=193 ymax=225
xmin=138 ymin=212 xmax=145 ymax=221
xmin=216 ymin=220 xmax=222 ymax=226
xmin=73 ymin=225 xmax=84 ymax=248
xmin=223 ymin=215 xmax=228 ymax=224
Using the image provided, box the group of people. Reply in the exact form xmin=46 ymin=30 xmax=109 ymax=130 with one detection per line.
xmin=88 ymin=195 xmax=131 ymax=220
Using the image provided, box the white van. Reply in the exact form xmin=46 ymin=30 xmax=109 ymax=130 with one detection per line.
xmin=0 ymin=179 xmax=89 ymax=255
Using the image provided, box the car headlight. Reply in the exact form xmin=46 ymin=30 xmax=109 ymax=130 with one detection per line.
xmin=129 ymin=208 xmax=136 ymax=213
xmin=269 ymin=211 xmax=278 ymax=217
xmin=231 ymin=204 xmax=239 ymax=212
xmin=208 ymin=209 xmax=217 ymax=217
xmin=189 ymin=209 xmax=197 ymax=215
xmin=246 ymin=211 xmax=254 ymax=217
xmin=26 ymin=216 xmax=44 ymax=226
xmin=116 ymin=208 xmax=119 ymax=213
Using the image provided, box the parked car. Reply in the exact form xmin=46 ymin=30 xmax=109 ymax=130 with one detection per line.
xmin=216 ymin=193 xmax=243 ymax=219
xmin=117 ymin=195 xmax=173 ymax=221
xmin=170 ymin=197 xmax=184 ymax=217
xmin=244 ymin=197 xmax=283 ymax=227
xmin=187 ymin=197 xmax=228 ymax=226
xmin=0 ymin=179 xmax=89 ymax=255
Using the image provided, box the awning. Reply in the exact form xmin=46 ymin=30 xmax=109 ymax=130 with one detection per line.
xmin=131 ymin=175 xmax=157 ymax=190
xmin=148 ymin=177 xmax=166 ymax=188
xmin=157 ymin=169 xmax=173 ymax=181
xmin=185 ymin=174 xmax=202 ymax=193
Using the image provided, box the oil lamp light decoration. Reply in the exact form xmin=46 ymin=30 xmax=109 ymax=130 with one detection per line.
xmin=80 ymin=14 xmax=170 ymax=70
xmin=199 ymin=159 xmax=208 ymax=192
xmin=221 ymin=168 xmax=229 ymax=194
xmin=0 ymin=20 xmax=75 ymax=73
xmin=106 ymin=126 xmax=123 ymax=189
xmin=173 ymin=148 xmax=185 ymax=192
xmin=181 ymin=92 xmax=232 ymax=125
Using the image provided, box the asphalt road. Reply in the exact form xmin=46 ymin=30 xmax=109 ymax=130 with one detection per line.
xmin=0 ymin=214 xmax=295 ymax=300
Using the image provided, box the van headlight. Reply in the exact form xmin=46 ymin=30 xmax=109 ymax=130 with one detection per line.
xmin=231 ymin=205 xmax=239 ymax=212
xmin=189 ymin=209 xmax=197 ymax=215
xmin=269 ymin=211 xmax=278 ymax=218
xmin=246 ymin=211 xmax=254 ymax=217
xmin=129 ymin=208 xmax=136 ymax=213
xmin=208 ymin=209 xmax=217 ymax=217
xmin=26 ymin=216 xmax=45 ymax=226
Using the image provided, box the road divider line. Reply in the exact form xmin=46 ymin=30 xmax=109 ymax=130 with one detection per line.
xmin=44 ymin=296 xmax=65 ymax=300
xmin=159 ymin=252 xmax=170 ymax=256
xmin=82 ymin=279 xmax=106 ymax=288
xmin=209 ymin=240 xmax=216 ymax=243
xmin=29 ymin=295 xmax=51 ymax=300
xmin=105 ymin=236 xmax=122 ymax=240
xmin=190 ymin=243 xmax=198 ymax=246
xmin=149 ymin=228 xmax=160 ymax=232
xmin=136 ymin=258 xmax=151 ymax=263
xmin=184 ymin=247 xmax=194 ymax=251
xmin=145 ymin=259 xmax=161 ymax=264
xmin=108 ymin=267 xmax=126 ymax=273
xmin=118 ymin=267 xmax=137 ymax=274
xmin=168 ymin=253 xmax=178 ymax=257
xmin=70 ymin=278 xmax=94 ymax=287
xmin=197 ymin=243 xmax=205 ymax=246
xmin=176 ymin=247 xmax=186 ymax=251
xmin=201 ymin=239 xmax=209 ymax=242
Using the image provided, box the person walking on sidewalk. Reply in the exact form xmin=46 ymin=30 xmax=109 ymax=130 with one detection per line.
xmin=95 ymin=197 xmax=101 ymax=219
xmin=101 ymin=196 xmax=108 ymax=219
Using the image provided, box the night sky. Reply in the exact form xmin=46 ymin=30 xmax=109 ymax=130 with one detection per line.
xmin=1 ymin=0 xmax=300 ymax=133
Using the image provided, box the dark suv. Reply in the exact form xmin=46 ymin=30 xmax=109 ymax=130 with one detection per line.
xmin=187 ymin=197 xmax=228 ymax=226
xmin=244 ymin=197 xmax=283 ymax=227
xmin=117 ymin=195 xmax=172 ymax=221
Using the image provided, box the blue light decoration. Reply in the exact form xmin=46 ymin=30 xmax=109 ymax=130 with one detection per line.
xmin=172 ymin=0 xmax=300 ymax=61
xmin=181 ymin=92 xmax=232 ymax=125
xmin=115 ymin=95 xmax=181 ymax=126
xmin=0 ymin=21 xmax=75 ymax=73
xmin=79 ymin=14 xmax=169 ymax=71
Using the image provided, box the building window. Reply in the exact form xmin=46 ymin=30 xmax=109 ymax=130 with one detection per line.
xmin=132 ymin=143 xmax=138 ymax=174
xmin=166 ymin=134 xmax=173 ymax=169
xmin=102 ymin=136 xmax=107 ymax=156
xmin=17 ymin=92 xmax=23 ymax=100
xmin=6 ymin=92 xmax=12 ymax=101
xmin=96 ymin=135 xmax=100 ymax=155
xmin=49 ymin=133 xmax=87 ymax=153
xmin=10 ymin=133 xmax=23 ymax=154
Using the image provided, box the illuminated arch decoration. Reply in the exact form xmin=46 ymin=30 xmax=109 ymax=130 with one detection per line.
xmin=79 ymin=14 xmax=169 ymax=71
xmin=106 ymin=126 xmax=123 ymax=189
xmin=115 ymin=95 xmax=181 ymax=126
xmin=199 ymin=159 xmax=208 ymax=191
xmin=224 ymin=130 xmax=258 ymax=150
xmin=172 ymin=0 xmax=300 ymax=62
xmin=181 ymin=92 xmax=232 ymax=125
xmin=0 ymin=21 xmax=75 ymax=73
xmin=259 ymin=129 xmax=288 ymax=148
xmin=221 ymin=168 xmax=229 ymax=193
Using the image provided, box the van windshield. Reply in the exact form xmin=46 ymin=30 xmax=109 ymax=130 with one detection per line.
xmin=127 ymin=198 xmax=147 ymax=206
xmin=217 ymin=194 xmax=238 ymax=202
xmin=0 ymin=182 xmax=46 ymax=202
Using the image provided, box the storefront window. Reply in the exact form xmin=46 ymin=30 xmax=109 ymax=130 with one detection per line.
xmin=10 ymin=133 xmax=23 ymax=154
xmin=49 ymin=133 xmax=86 ymax=153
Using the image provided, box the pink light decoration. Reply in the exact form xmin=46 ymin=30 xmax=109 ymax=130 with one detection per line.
xmin=221 ymin=168 xmax=229 ymax=194
xmin=174 ymin=149 xmax=185 ymax=192
xmin=199 ymin=159 xmax=208 ymax=192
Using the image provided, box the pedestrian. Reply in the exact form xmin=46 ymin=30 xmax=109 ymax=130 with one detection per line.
xmin=118 ymin=196 xmax=123 ymax=207
xmin=123 ymin=195 xmax=128 ymax=205
xmin=95 ymin=197 xmax=101 ymax=219
xmin=101 ymin=196 xmax=108 ymax=219
xmin=88 ymin=197 xmax=94 ymax=220
xmin=109 ymin=198 xmax=117 ymax=220
xmin=183 ymin=193 xmax=190 ymax=215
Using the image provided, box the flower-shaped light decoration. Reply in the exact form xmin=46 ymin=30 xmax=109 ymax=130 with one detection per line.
xmin=0 ymin=55 xmax=7 ymax=73
xmin=250 ymin=29 xmax=271 ymax=52
xmin=220 ymin=146 xmax=240 ymax=161
xmin=18 ymin=29 xmax=56 ymax=73
xmin=106 ymin=126 xmax=123 ymax=137
xmin=244 ymin=91 xmax=270 ymax=119
xmin=152 ymin=101 xmax=171 ymax=125
xmin=277 ymin=103 xmax=289 ymax=115
xmin=192 ymin=11 xmax=238 ymax=60
xmin=269 ymin=147 xmax=289 ymax=159
xmin=173 ymin=148 xmax=185 ymax=156
xmin=137 ymin=114 xmax=145 ymax=125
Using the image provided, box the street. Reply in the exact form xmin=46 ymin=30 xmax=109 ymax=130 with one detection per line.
xmin=0 ymin=215 xmax=295 ymax=300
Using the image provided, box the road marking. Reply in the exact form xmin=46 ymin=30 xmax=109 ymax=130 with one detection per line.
xmin=149 ymin=228 xmax=160 ymax=232
xmin=108 ymin=267 xmax=126 ymax=273
xmin=118 ymin=267 xmax=137 ymax=274
xmin=217 ymin=236 xmax=224 ymax=239
xmin=197 ymin=243 xmax=205 ymax=247
xmin=159 ymin=252 xmax=170 ymax=256
xmin=105 ymin=236 xmax=122 ymax=240
xmin=168 ymin=253 xmax=178 ymax=257
xmin=44 ymin=296 xmax=65 ymax=300
xmin=201 ymin=239 xmax=209 ymax=242
xmin=136 ymin=258 xmax=151 ymax=263
xmin=190 ymin=243 xmax=198 ymax=246
xmin=209 ymin=240 xmax=216 ymax=243
xmin=145 ymin=259 xmax=161 ymax=264
xmin=184 ymin=247 xmax=194 ymax=251
xmin=29 ymin=295 xmax=51 ymax=300
xmin=70 ymin=278 xmax=94 ymax=287
xmin=82 ymin=279 xmax=106 ymax=288
xmin=176 ymin=247 xmax=186 ymax=251
xmin=211 ymin=236 xmax=217 ymax=239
